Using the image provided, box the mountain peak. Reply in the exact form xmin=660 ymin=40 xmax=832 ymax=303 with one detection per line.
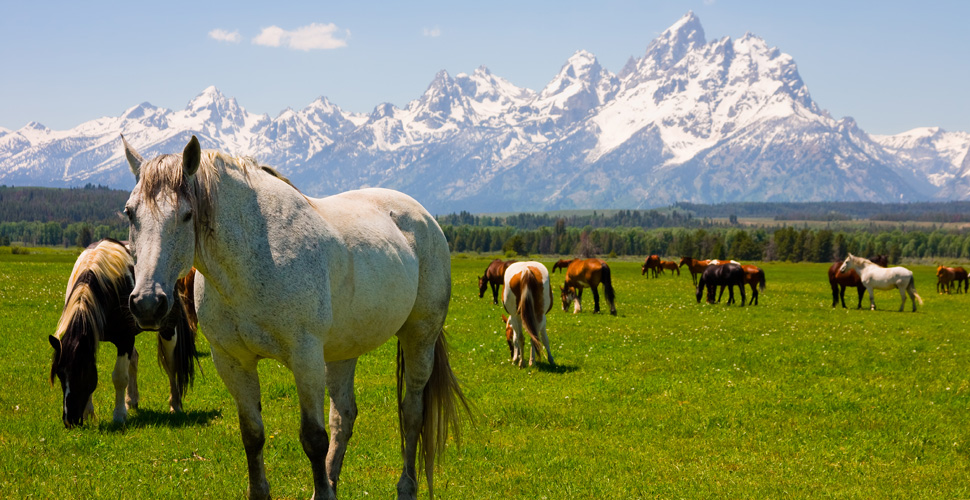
xmin=643 ymin=11 xmax=706 ymax=70
xmin=187 ymin=86 xmax=227 ymax=110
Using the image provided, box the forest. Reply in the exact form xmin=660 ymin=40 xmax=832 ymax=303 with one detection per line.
xmin=3 ymin=185 xmax=970 ymax=263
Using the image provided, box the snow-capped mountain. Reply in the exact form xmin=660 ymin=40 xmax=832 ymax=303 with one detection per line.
xmin=2 ymin=12 xmax=967 ymax=214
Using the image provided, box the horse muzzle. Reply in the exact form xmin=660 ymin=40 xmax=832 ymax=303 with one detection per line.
xmin=129 ymin=287 xmax=171 ymax=331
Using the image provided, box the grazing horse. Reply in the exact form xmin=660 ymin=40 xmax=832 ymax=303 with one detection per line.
xmin=122 ymin=135 xmax=466 ymax=500
xmin=641 ymin=255 xmax=662 ymax=277
xmin=679 ymin=257 xmax=711 ymax=286
xmin=659 ymin=260 xmax=681 ymax=276
xmin=839 ymin=253 xmax=922 ymax=312
xmin=48 ymin=238 xmax=197 ymax=427
xmin=559 ymin=258 xmax=617 ymax=315
xmin=696 ymin=263 xmax=745 ymax=306
xmin=478 ymin=258 xmax=516 ymax=304
xmin=501 ymin=261 xmax=555 ymax=367
xmin=937 ymin=266 xmax=956 ymax=294
xmin=552 ymin=258 xmax=576 ymax=273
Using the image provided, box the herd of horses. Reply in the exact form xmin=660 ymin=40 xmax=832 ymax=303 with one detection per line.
xmin=42 ymin=135 xmax=960 ymax=499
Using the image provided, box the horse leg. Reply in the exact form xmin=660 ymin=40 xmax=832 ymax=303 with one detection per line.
xmin=831 ymin=282 xmax=840 ymax=307
xmin=854 ymin=286 xmax=864 ymax=309
xmin=491 ymin=283 xmax=500 ymax=305
xmin=211 ymin=349 xmax=271 ymax=500
xmin=396 ymin=327 xmax=439 ymax=500
xmin=325 ymin=358 xmax=359 ymax=496
xmin=898 ymin=284 xmax=907 ymax=312
xmin=539 ymin=316 xmax=555 ymax=366
xmin=290 ymin=343 xmax=334 ymax=500
xmin=739 ymin=283 xmax=746 ymax=307
xmin=591 ymin=286 xmax=601 ymax=314
xmin=573 ymin=288 xmax=583 ymax=314
xmin=158 ymin=331 xmax=183 ymax=413
xmin=111 ymin=352 xmax=131 ymax=423
xmin=867 ymin=285 xmax=876 ymax=311
xmin=749 ymin=284 xmax=757 ymax=305
xmin=510 ymin=317 xmax=526 ymax=367
xmin=127 ymin=346 xmax=140 ymax=411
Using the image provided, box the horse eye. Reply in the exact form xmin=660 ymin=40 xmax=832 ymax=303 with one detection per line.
xmin=123 ymin=207 xmax=134 ymax=221
xmin=182 ymin=211 xmax=193 ymax=223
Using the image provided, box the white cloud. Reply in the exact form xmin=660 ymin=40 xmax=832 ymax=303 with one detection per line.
xmin=209 ymin=29 xmax=242 ymax=43
xmin=423 ymin=26 xmax=442 ymax=38
xmin=252 ymin=23 xmax=350 ymax=51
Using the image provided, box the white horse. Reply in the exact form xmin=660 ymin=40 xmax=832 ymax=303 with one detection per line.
xmin=501 ymin=261 xmax=555 ymax=368
xmin=839 ymin=253 xmax=923 ymax=312
xmin=122 ymin=135 xmax=467 ymax=500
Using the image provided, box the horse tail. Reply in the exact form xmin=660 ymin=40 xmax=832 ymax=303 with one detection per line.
xmin=601 ymin=264 xmax=617 ymax=314
xmin=516 ymin=271 xmax=545 ymax=356
xmin=397 ymin=331 xmax=470 ymax=498
xmin=758 ymin=270 xmax=766 ymax=292
xmin=910 ymin=276 xmax=924 ymax=305
xmin=158 ymin=270 xmax=201 ymax=398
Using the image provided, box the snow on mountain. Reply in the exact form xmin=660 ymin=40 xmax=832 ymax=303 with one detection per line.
xmin=1 ymin=11 xmax=968 ymax=213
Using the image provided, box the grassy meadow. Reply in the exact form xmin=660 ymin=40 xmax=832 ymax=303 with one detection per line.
xmin=1 ymin=249 xmax=969 ymax=498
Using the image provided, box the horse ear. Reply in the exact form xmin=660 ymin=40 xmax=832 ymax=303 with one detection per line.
xmin=49 ymin=335 xmax=61 ymax=356
xmin=121 ymin=134 xmax=144 ymax=178
xmin=182 ymin=135 xmax=201 ymax=177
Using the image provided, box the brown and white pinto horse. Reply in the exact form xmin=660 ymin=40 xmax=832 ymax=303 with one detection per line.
xmin=478 ymin=258 xmax=517 ymax=304
xmin=641 ymin=255 xmax=662 ymax=278
xmin=829 ymin=255 xmax=888 ymax=308
xmin=502 ymin=262 xmax=555 ymax=367
xmin=559 ymin=258 xmax=617 ymax=315
xmin=679 ymin=257 xmax=711 ymax=286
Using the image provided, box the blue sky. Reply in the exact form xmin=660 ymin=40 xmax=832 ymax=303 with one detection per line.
xmin=2 ymin=0 xmax=968 ymax=135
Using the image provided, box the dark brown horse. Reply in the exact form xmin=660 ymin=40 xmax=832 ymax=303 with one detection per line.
xmin=679 ymin=257 xmax=711 ymax=285
xmin=559 ymin=258 xmax=617 ymax=315
xmin=953 ymin=266 xmax=969 ymax=293
xmin=641 ymin=255 xmax=662 ymax=278
xmin=552 ymin=258 xmax=576 ymax=273
xmin=478 ymin=258 xmax=517 ymax=304
xmin=829 ymin=255 xmax=888 ymax=308
xmin=697 ymin=263 xmax=745 ymax=306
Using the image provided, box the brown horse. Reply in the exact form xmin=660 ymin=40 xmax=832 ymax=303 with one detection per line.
xmin=741 ymin=264 xmax=766 ymax=305
xmin=660 ymin=260 xmax=680 ymax=276
xmin=953 ymin=266 xmax=969 ymax=293
xmin=552 ymin=258 xmax=576 ymax=273
xmin=829 ymin=255 xmax=889 ymax=308
xmin=937 ymin=266 xmax=956 ymax=294
xmin=679 ymin=257 xmax=711 ymax=285
xmin=559 ymin=258 xmax=617 ymax=315
xmin=478 ymin=258 xmax=517 ymax=304
xmin=641 ymin=255 xmax=662 ymax=278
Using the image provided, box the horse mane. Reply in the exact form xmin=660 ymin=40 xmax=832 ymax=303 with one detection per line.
xmin=137 ymin=150 xmax=307 ymax=251
xmin=66 ymin=239 xmax=133 ymax=302
xmin=51 ymin=279 xmax=104 ymax=384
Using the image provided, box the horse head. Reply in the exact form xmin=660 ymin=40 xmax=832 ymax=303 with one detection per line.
xmin=838 ymin=253 xmax=859 ymax=275
xmin=560 ymin=285 xmax=576 ymax=312
xmin=123 ymin=135 xmax=201 ymax=330
xmin=500 ymin=314 xmax=514 ymax=359
xmin=477 ymin=275 xmax=488 ymax=298
xmin=49 ymin=330 xmax=98 ymax=428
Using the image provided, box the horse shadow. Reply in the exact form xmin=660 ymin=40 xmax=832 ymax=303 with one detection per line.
xmin=101 ymin=407 xmax=222 ymax=432
xmin=536 ymin=363 xmax=579 ymax=374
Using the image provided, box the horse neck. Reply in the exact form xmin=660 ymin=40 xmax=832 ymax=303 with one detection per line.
xmin=192 ymin=168 xmax=324 ymax=292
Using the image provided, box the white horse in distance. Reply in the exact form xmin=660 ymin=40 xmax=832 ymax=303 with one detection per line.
xmin=839 ymin=253 xmax=923 ymax=312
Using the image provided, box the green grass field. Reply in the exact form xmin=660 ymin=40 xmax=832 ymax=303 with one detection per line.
xmin=1 ymin=251 xmax=969 ymax=498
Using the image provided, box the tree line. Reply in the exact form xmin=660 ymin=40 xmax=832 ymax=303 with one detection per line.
xmin=440 ymin=224 xmax=970 ymax=264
